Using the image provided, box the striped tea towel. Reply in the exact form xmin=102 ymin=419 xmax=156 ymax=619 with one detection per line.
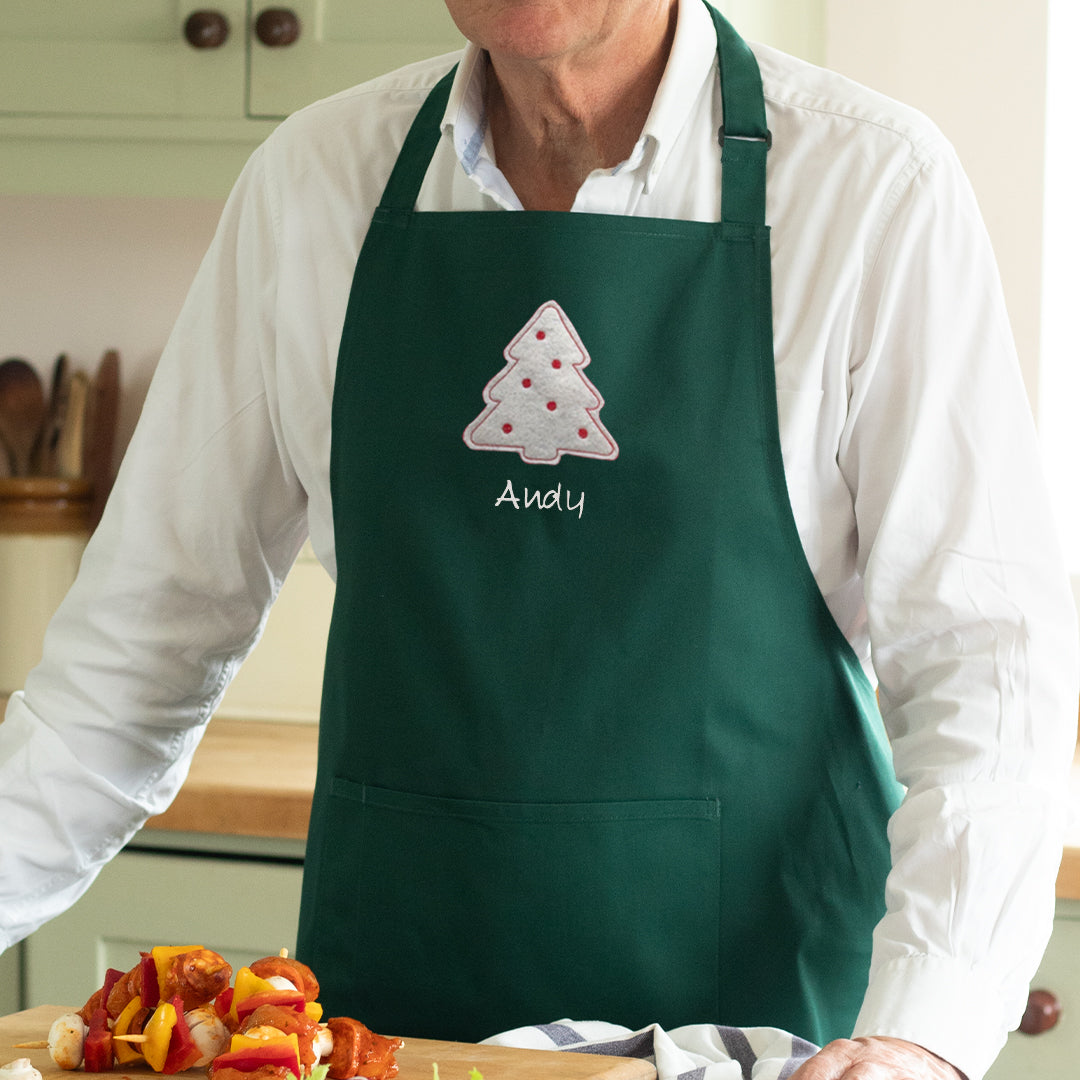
xmin=483 ymin=1020 xmax=819 ymax=1080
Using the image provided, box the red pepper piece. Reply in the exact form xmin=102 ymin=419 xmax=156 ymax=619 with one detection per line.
xmin=214 ymin=986 xmax=235 ymax=1019
xmin=211 ymin=1045 xmax=302 ymax=1080
xmin=141 ymin=952 xmax=161 ymax=1009
xmin=83 ymin=1007 xmax=114 ymax=1073
xmin=101 ymin=968 xmax=126 ymax=1006
xmin=162 ymin=996 xmax=202 ymax=1074
xmin=235 ymin=989 xmax=307 ymax=1025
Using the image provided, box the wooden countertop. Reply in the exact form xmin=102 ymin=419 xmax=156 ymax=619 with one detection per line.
xmin=142 ymin=717 xmax=318 ymax=840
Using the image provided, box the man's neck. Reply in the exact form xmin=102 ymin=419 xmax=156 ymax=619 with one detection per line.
xmin=484 ymin=2 xmax=678 ymax=210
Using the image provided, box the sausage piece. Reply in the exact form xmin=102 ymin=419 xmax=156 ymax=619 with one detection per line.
xmin=104 ymin=964 xmax=143 ymax=1020
xmin=211 ymin=1067 xmax=295 ymax=1080
xmin=249 ymin=957 xmax=320 ymax=1003
xmin=160 ymin=949 xmax=232 ymax=1011
xmin=241 ymin=1006 xmax=319 ymax=1067
xmin=325 ymin=1017 xmax=403 ymax=1080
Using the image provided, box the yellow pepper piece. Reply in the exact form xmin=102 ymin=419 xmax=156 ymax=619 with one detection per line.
xmin=151 ymin=945 xmax=203 ymax=989
xmin=303 ymin=1001 xmax=323 ymax=1023
xmin=229 ymin=966 xmax=278 ymax=1023
xmin=229 ymin=1031 xmax=301 ymax=1075
xmin=143 ymin=999 xmax=178 ymax=1073
xmin=113 ymin=995 xmax=145 ymax=1065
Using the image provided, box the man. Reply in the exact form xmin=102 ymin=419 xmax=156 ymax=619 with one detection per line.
xmin=1 ymin=3 xmax=1075 ymax=1080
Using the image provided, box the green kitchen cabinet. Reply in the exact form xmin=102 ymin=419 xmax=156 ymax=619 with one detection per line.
xmin=0 ymin=0 xmax=464 ymax=198
xmin=20 ymin=836 xmax=305 ymax=1009
xmin=0 ymin=2 xmax=248 ymax=122
xmin=0 ymin=1 xmax=825 ymax=199
xmin=985 ymin=898 xmax=1080 ymax=1080
xmin=0 ymin=945 xmax=20 ymax=1015
xmin=246 ymin=1 xmax=465 ymax=118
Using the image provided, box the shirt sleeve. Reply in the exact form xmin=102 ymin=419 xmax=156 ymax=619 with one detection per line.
xmin=0 ymin=143 xmax=310 ymax=950
xmin=840 ymin=137 xmax=1079 ymax=1079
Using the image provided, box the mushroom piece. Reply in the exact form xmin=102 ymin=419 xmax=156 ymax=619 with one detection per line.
xmin=47 ymin=1013 xmax=87 ymax=1071
xmin=184 ymin=1006 xmax=232 ymax=1068
xmin=0 ymin=1059 xmax=44 ymax=1080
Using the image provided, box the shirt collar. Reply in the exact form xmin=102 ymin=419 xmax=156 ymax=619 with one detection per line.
xmin=440 ymin=0 xmax=719 ymax=204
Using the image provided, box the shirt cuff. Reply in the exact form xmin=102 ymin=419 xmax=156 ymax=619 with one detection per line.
xmin=853 ymin=954 xmax=1013 ymax=1080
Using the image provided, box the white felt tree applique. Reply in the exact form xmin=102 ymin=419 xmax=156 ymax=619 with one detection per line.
xmin=463 ymin=300 xmax=619 ymax=465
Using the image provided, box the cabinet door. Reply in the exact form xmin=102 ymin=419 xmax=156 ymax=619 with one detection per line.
xmin=0 ymin=945 xmax=21 ymax=1015
xmin=248 ymin=0 xmax=465 ymax=117
xmin=985 ymin=902 xmax=1080 ymax=1080
xmin=216 ymin=541 xmax=334 ymax=723
xmin=0 ymin=1 xmax=247 ymax=120
xmin=23 ymin=850 xmax=303 ymax=1008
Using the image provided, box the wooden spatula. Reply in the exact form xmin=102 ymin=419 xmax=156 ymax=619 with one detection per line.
xmin=83 ymin=349 xmax=120 ymax=529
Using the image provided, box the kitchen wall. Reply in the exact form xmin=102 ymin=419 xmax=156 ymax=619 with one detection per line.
xmin=825 ymin=0 xmax=1048 ymax=409
xmin=825 ymin=0 xmax=1080 ymax=619
xmin=0 ymin=194 xmax=225 ymax=459
xmin=0 ymin=192 xmax=333 ymax=723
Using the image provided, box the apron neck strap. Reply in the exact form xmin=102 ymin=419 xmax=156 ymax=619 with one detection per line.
xmin=705 ymin=2 xmax=771 ymax=227
xmin=379 ymin=67 xmax=456 ymax=213
xmin=379 ymin=0 xmax=770 ymax=227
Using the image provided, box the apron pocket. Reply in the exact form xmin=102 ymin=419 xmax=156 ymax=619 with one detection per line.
xmin=321 ymin=778 xmax=722 ymax=1039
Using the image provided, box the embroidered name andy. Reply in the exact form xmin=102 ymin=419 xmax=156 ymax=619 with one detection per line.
xmin=495 ymin=479 xmax=585 ymax=519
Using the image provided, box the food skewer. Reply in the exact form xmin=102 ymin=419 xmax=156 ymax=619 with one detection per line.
xmin=9 ymin=946 xmax=401 ymax=1080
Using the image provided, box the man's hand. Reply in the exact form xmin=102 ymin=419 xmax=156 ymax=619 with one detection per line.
xmin=789 ymin=1036 xmax=968 ymax=1080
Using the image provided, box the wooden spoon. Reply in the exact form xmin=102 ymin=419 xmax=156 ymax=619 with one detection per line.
xmin=84 ymin=349 xmax=120 ymax=528
xmin=36 ymin=352 xmax=70 ymax=475
xmin=0 ymin=358 xmax=46 ymax=475
xmin=56 ymin=370 xmax=89 ymax=480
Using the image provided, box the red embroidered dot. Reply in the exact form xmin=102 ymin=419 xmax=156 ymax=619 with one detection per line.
xmin=551 ymin=359 xmax=562 ymax=369
xmin=578 ymin=428 xmax=588 ymax=439
xmin=522 ymin=378 xmax=532 ymax=388
xmin=546 ymin=401 xmax=557 ymax=411
xmin=536 ymin=330 xmax=546 ymax=340
xmin=502 ymin=423 xmax=513 ymax=433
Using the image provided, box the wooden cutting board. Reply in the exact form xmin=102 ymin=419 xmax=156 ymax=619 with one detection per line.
xmin=1 ymin=1007 xmax=655 ymax=1080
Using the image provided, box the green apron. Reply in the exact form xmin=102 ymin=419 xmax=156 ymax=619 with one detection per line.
xmin=297 ymin=3 xmax=903 ymax=1046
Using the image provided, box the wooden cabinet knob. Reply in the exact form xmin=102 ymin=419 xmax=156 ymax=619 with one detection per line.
xmin=254 ymin=8 xmax=301 ymax=47
xmin=183 ymin=10 xmax=230 ymax=49
xmin=1019 ymin=989 xmax=1061 ymax=1035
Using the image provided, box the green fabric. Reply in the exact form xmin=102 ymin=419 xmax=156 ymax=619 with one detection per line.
xmin=298 ymin=1 xmax=902 ymax=1046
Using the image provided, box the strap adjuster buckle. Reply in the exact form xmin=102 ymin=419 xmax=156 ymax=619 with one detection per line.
xmin=717 ymin=126 xmax=773 ymax=150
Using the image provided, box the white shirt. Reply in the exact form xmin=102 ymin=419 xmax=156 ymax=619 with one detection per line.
xmin=1 ymin=2 xmax=1076 ymax=1077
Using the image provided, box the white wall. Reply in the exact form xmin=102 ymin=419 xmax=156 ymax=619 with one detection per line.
xmin=824 ymin=0 xmax=1049 ymax=407
xmin=0 ymin=194 xmax=225 ymax=465
xmin=726 ymin=0 xmax=825 ymax=64
xmin=1038 ymin=0 xmax=1080 ymax=588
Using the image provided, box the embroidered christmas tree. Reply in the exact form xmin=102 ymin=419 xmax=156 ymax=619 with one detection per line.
xmin=463 ymin=300 xmax=619 ymax=465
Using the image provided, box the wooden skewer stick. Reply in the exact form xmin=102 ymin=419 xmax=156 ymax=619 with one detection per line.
xmin=112 ymin=1035 xmax=149 ymax=1044
xmin=13 ymin=1041 xmax=48 ymax=1049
